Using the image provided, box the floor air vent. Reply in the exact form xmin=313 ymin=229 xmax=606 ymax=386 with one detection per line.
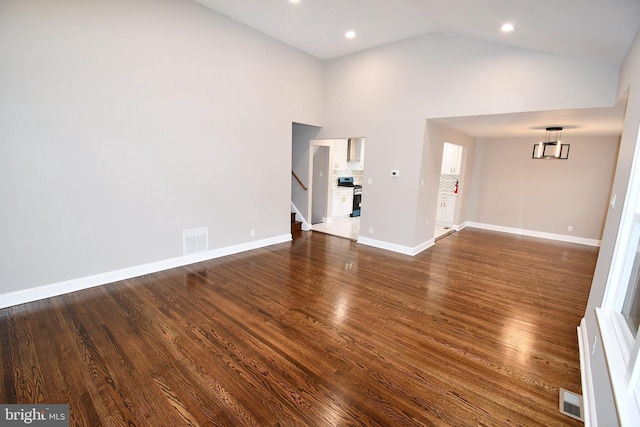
xmin=559 ymin=388 xmax=584 ymax=422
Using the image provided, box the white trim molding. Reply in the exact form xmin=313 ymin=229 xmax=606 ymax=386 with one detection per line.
xmin=578 ymin=319 xmax=597 ymax=426
xmin=357 ymin=237 xmax=434 ymax=256
xmin=595 ymin=307 xmax=640 ymax=426
xmin=466 ymin=222 xmax=601 ymax=247
xmin=0 ymin=234 xmax=291 ymax=310
xmin=290 ymin=202 xmax=312 ymax=231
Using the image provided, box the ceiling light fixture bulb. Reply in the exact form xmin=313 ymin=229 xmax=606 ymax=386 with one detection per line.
xmin=501 ymin=23 xmax=515 ymax=32
xmin=345 ymin=31 xmax=356 ymax=39
xmin=289 ymin=0 xmax=300 ymax=4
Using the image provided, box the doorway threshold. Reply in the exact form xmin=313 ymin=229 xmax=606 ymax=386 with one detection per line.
xmin=312 ymin=217 xmax=360 ymax=241
xmin=435 ymin=225 xmax=455 ymax=241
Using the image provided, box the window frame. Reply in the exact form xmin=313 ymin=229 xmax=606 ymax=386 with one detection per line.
xmin=597 ymin=124 xmax=640 ymax=425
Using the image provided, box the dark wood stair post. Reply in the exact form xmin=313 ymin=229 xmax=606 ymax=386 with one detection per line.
xmin=291 ymin=212 xmax=302 ymax=239
xmin=291 ymin=171 xmax=306 ymax=239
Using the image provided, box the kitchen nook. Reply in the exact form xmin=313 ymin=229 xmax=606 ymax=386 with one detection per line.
xmin=436 ymin=142 xmax=463 ymax=240
xmin=311 ymin=138 xmax=365 ymax=240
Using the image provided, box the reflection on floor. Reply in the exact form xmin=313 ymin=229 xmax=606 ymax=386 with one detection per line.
xmin=312 ymin=219 xmax=453 ymax=242
xmin=312 ymin=217 xmax=360 ymax=241
xmin=435 ymin=225 xmax=455 ymax=241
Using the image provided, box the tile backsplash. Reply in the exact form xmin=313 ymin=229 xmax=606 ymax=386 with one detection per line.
xmin=439 ymin=174 xmax=459 ymax=193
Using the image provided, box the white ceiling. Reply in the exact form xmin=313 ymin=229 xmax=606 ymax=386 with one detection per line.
xmin=194 ymin=0 xmax=640 ymax=138
xmin=195 ymin=0 xmax=640 ymax=65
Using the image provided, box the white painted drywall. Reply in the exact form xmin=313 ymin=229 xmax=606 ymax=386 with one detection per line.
xmin=0 ymin=0 xmax=323 ymax=294
xmin=467 ymin=135 xmax=619 ymax=239
xmin=320 ymin=33 xmax=619 ymax=250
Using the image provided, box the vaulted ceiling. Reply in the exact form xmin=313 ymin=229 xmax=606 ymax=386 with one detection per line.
xmin=195 ymin=0 xmax=639 ymax=65
xmin=195 ymin=0 xmax=640 ymax=137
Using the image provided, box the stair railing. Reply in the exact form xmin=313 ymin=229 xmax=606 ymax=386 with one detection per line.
xmin=292 ymin=171 xmax=308 ymax=191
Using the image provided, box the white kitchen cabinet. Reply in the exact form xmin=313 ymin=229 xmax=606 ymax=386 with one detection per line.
xmin=441 ymin=143 xmax=463 ymax=175
xmin=436 ymin=194 xmax=456 ymax=225
xmin=331 ymin=188 xmax=354 ymax=219
xmin=333 ymin=139 xmax=348 ymax=170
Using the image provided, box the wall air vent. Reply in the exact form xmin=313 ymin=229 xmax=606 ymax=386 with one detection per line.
xmin=183 ymin=227 xmax=208 ymax=255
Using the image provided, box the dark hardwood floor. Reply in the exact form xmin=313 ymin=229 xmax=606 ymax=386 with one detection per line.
xmin=0 ymin=229 xmax=597 ymax=426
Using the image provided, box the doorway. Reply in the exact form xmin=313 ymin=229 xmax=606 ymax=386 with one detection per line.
xmin=308 ymin=138 xmax=364 ymax=241
xmin=435 ymin=142 xmax=463 ymax=240
xmin=312 ymin=146 xmax=329 ymax=224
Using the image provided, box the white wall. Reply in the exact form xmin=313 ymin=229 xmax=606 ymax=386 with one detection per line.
xmin=582 ymin=29 xmax=640 ymax=426
xmin=467 ymin=135 xmax=619 ymax=240
xmin=321 ymin=33 xmax=619 ymax=251
xmin=0 ymin=0 xmax=323 ymax=295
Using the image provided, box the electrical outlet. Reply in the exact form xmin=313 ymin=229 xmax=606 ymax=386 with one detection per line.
xmin=368 ymin=178 xmax=373 ymax=185
xmin=568 ymin=226 xmax=573 ymax=232
xmin=592 ymin=336 xmax=597 ymax=355
xmin=250 ymin=228 xmax=255 ymax=237
xmin=369 ymin=227 xmax=374 ymax=235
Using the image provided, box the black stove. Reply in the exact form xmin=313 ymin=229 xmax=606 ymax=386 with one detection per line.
xmin=337 ymin=176 xmax=355 ymax=187
xmin=337 ymin=177 xmax=362 ymax=217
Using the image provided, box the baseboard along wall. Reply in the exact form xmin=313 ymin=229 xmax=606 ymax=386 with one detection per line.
xmin=1 ymin=234 xmax=291 ymax=310
xmin=464 ymin=222 xmax=601 ymax=247
xmin=1 ymin=221 xmax=600 ymax=309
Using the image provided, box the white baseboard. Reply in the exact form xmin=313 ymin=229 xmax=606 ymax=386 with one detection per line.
xmin=578 ymin=319 xmax=597 ymax=426
xmin=414 ymin=239 xmax=435 ymax=255
xmin=290 ymin=202 xmax=312 ymax=231
xmin=465 ymin=222 xmax=601 ymax=247
xmin=357 ymin=237 xmax=434 ymax=256
xmin=0 ymin=234 xmax=291 ymax=309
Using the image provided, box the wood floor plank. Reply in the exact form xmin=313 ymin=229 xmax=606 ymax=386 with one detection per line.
xmin=0 ymin=229 xmax=596 ymax=426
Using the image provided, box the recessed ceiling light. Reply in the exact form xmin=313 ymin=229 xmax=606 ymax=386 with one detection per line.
xmin=501 ymin=23 xmax=515 ymax=33
xmin=289 ymin=0 xmax=300 ymax=4
xmin=345 ymin=31 xmax=356 ymax=39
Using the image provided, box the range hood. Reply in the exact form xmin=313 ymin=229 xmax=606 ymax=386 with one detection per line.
xmin=347 ymin=138 xmax=363 ymax=162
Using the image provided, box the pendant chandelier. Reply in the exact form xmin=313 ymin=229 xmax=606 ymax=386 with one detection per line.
xmin=532 ymin=127 xmax=570 ymax=159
